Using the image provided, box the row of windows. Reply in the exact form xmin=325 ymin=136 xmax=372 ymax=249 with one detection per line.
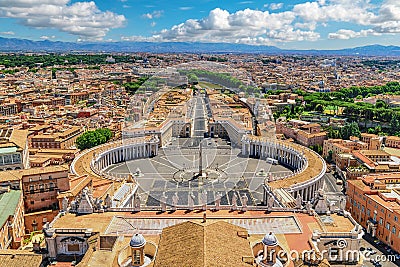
xmin=28 ymin=182 xmax=56 ymax=193
xmin=28 ymin=175 xmax=53 ymax=182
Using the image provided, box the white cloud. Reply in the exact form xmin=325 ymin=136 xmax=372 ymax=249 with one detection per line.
xmin=150 ymin=21 xmax=156 ymax=27
xmin=179 ymin=7 xmax=193 ymax=11
xmin=292 ymin=0 xmax=376 ymax=25
xmin=0 ymin=0 xmax=126 ymax=40
xmin=0 ymin=31 xmax=15 ymax=35
xmin=40 ymin=35 xmax=56 ymax=40
xmin=147 ymin=0 xmax=400 ymax=44
xmin=142 ymin=10 xmax=163 ymax=19
xmin=126 ymin=7 xmax=320 ymax=44
xmin=328 ymin=29 xmax=379 ymax=39
xmin=269 ymin=3 xmax=283 ymax=10
xmin=327 ymin=0 xmax=400 ymax=38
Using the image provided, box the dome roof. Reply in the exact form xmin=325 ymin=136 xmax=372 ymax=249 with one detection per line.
xmin=262 ymin=232 xmax=278 ymax=246
xmin=130 ymin=233 xmax=146 ymax=248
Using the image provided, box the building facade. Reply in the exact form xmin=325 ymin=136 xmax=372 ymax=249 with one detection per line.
xmin=347 ymin=173 xmax=400 ymax=253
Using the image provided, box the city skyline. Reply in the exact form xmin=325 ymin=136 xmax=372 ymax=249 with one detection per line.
xmin=0 ymin=0 xmax=400 ymax=50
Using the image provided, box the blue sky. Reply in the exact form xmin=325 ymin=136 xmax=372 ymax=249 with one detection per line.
xmin=0 ymin=0 xmax=399 ymax=49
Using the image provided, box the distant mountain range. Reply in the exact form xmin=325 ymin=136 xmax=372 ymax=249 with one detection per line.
xmin=0 ymin=37 xmax=400 ymax=56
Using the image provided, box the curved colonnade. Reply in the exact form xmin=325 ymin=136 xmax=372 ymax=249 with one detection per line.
xmin=242 ymin=135 xmax=326 ymax=202
xmin=70 ymin=136 xmax=159 ymax=182
xmin=72 ymin=134 xmax=326 ymax=203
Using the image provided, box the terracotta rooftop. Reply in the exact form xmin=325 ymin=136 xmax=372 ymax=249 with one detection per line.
xmin=0 ymin=250 xmax=42 ymax=267
xmin=154 ymin=220 xmax=253 ymax=267
xmin=0 ymin=165 xmax=69 ymax=182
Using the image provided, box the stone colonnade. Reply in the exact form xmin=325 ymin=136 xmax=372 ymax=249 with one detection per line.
xmin=242 ymin=136 xmax=326 ymax=202
xmin=90 ymin=137 xmax=159 ymax=179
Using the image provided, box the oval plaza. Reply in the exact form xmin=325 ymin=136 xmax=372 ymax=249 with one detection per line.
xmin=72 ymin=85 xmax=326 ymax=209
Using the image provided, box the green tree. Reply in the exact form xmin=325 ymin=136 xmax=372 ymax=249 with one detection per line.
xmin=340 ymin=122 xmax=361 ymax=140
xmin=375 ymin=99 xmax=388 ymax=109
xmin=327 ymin=150 xmax=333 ymax=162
xmin=76 ymin=128 xmax=113 ymax=150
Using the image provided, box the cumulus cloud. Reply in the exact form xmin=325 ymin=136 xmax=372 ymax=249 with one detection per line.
xmin=136 ymin=0 xmax=400 ymax=45
xmin=142 ymin=10 xmax=163 ymax=19
xmin=269 ymin=3 xmax=283 ymax=10
xmin=126 ymin=7 xmax=318 ymax=44
xmin=328 ymin=29 xmax=378 ymax=39
xmin=328 ymin=0 xmax=400 ymax=38
xmin=0 ymin=0 xmax=126 ymax=40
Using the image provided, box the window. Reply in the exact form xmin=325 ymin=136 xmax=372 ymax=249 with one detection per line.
xmin=393 ymin=227 xmax=396 ymax=234
xmin=133 ymin=250 xmax=141 ymax=265
xmin=379 ymin=218 xmax=383 ymax=225
xmin=367 ymin=210 xmax=370 ymax=216
xmin=395 ymin=216 xmax=398 ymax=222
xmin=386 ymin=223 xmax=391 ymax=230
xmin=68 ymin=244 xmax=80 ymax=252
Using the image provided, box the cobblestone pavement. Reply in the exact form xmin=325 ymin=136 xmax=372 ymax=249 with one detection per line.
xmin=105 ymin=138 xmax=292 ymax=206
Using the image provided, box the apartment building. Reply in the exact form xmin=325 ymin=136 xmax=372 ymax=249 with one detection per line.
xmin=386 ymin=136 xmax=400 ymax=149
xmin=347 ymin=173 xmax=400 ymax=253
xmin=276 ymin=119 xmax=327 ymax=147
xmin=361 ymin=133 xmax=382 ymax=150
xmin=0 ymin=102 xmax=17 ymax=116
xmin=30 ymin=126 xmax=82 ymax=149
xmin=0 ymin=188 xmax=25 ymax=249
xmin=0 ymin=128 xmax=29 ymax=171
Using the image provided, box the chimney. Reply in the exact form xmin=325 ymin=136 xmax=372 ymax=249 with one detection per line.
xmin=202 ymin=212 xmax=206 ymax=223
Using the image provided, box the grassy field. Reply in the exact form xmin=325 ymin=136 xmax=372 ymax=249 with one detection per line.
xmin=198 ymin=81 xmax=222 ymax=89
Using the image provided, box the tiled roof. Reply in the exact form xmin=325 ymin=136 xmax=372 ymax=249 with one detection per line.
xmin=0 ymin=250 xmax=42 ymax=267
xmin=154 ymin=220 xmax=253 ymax=267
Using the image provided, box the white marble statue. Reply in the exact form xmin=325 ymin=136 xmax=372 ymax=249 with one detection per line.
xmin=172 ymin=192 xmax=179 ymax=211
xmin=134 ymin=194 xmax=141 ymax=212
xmin=215 ymin=192 xmax=222 ymax=211
xmin=267 ymin=194 xmax=274 ymax=209
xmin=188 ymin=191 xmax=195 ymax=211
xmin=104 ymin=194 xmax=112 ymax=209
xmin=295 ymin=194 xmax=303 ymax=209
xmin=62 ymin=196 xmax=69 ymax=212
xmin=231 ymin=191 xmax=238 ymax=211
xmin=339 ymin=196 xmax=346 ymax=211
xmin=160 ymin=192 xmax=167 ymax=212
xmin=201 ymin=190 xmax=207 ymax=211
xmin=241 ymin=194 xmax=249 ymax=212
xmin=306 ymin=201 xmax=313 ymax=214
